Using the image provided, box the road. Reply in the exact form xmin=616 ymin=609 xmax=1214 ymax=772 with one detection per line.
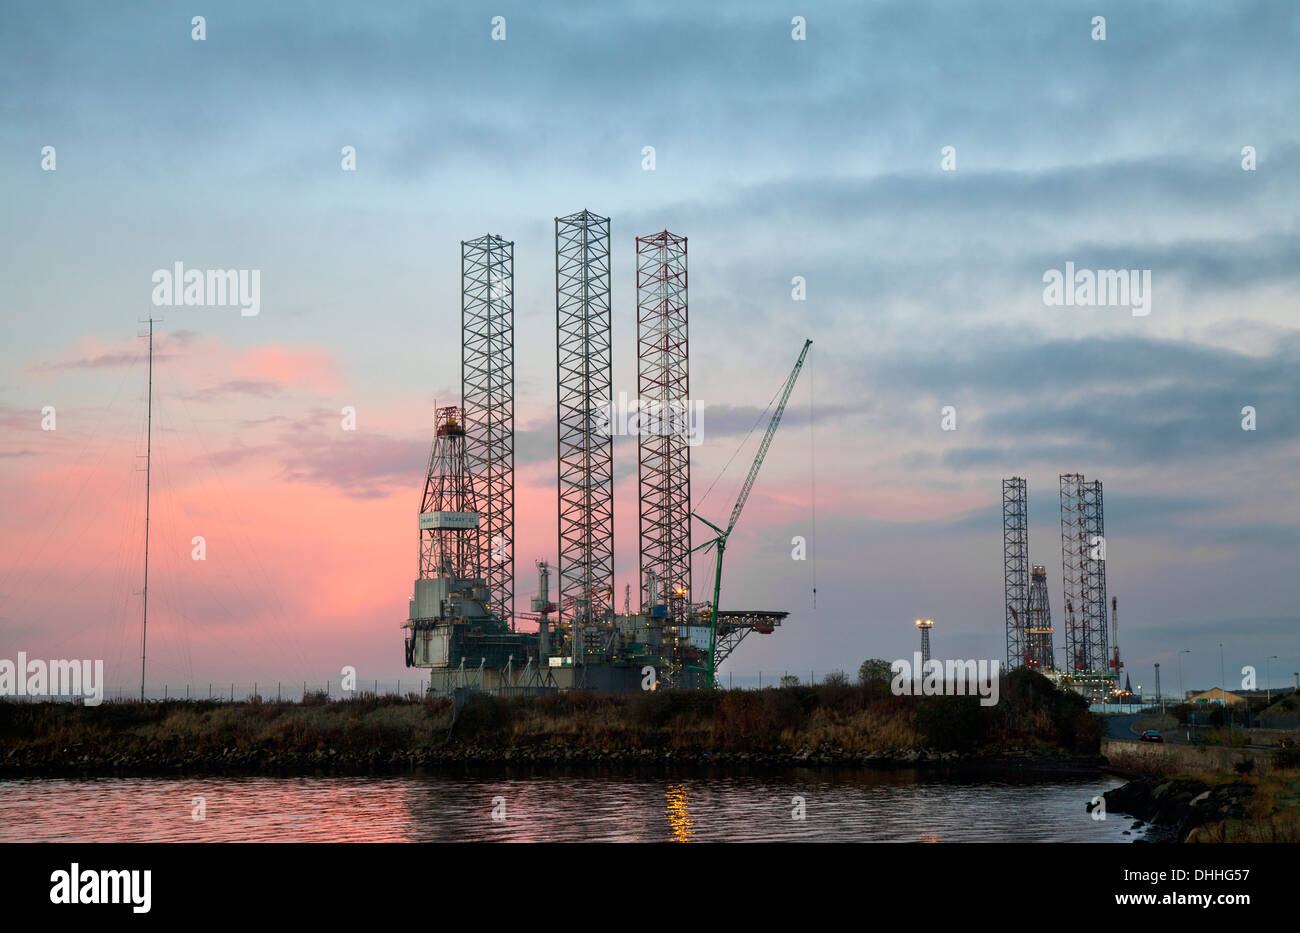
xmin=1102 ymin=711 xmax=1194 ymax=744
xmin=1103 ymin=712 xmax=1144 ymax=740
xmin=1100 ymin=711 xmax=1273 ymax=749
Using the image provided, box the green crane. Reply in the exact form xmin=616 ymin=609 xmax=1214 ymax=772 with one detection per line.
xmin=691 ymin=339 xmax=813 ymax=687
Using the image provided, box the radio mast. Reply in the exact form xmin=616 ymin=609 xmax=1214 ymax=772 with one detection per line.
xmin=140 ymin=318 xmax=155 ymax=703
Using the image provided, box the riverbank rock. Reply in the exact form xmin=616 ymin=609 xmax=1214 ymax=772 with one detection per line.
xmin=1103 ymin=777 xmax=1251 ymax=843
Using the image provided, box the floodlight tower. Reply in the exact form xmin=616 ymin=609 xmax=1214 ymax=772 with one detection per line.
xmin=915 ymin=618 xmax=934 ymax=666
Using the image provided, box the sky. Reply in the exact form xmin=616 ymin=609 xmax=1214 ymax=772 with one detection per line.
xmin=1 ymin=0 xmax=1298 ymax=697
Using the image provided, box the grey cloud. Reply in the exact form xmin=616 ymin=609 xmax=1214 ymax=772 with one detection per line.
xmin=275 ymin=425 xmax=427 ymax=498
xmin=914 ymin=335 xmax=1300 ymax=467
xmin=180 ymin=380 xmax=286 ymax=402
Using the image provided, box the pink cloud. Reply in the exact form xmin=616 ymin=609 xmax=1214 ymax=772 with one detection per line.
xmin=234 ymin=346 xmax=343 ymax=395
xmin=24 ymin=334 xmax=344 ymax=398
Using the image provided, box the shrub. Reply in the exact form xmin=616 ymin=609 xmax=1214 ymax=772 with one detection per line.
xmin=1275 ymin=745 xmax=1300 ymax=768
xmin=858 ymin=659 xmax=892 ymax=688
xmin=763 ymin=686 xmax=812 ymax=732
xmin=1204 ymin=726 xmax=1248 ymax=747
xmin=454 ymin=694 xmax=505 ymax=735
xmin=916 ymin=696 xmax=987 ymax=750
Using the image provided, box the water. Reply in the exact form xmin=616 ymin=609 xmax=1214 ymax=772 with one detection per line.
xmin=0 ymin=770 xmax=1139 ymax=842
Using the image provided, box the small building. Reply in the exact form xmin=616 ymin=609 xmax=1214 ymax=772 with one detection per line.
xmin=1184 ymin=687 xmax=1246 ymax=707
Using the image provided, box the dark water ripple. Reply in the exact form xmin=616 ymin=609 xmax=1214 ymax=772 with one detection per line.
xmin=0 ymin=771 xmax=1136 ymax=842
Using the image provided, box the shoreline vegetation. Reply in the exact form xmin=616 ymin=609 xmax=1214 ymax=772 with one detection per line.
xmin=5 ymin=665 xmax=1295 ymax=842
xmin=2 ymin=667 xmax=1100 ymax=776
xmin=1103 ymin=770 xmax=1300 ymax=843
xmin=1102 ymin=737 xmax=1300 ymax=842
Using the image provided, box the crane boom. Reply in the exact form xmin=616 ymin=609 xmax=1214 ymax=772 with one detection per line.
xmin=726 ymin=339 xmax=813 ymax=536
xmin=692 ymin=338 xmax=813 ymax=687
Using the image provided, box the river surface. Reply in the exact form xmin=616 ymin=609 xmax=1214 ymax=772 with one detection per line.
xmin=0 ymin=770 xmax=1138 ymax=842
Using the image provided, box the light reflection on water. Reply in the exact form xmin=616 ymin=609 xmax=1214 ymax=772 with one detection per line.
xmin=666 ymin=783 xmax=694 ymax=842
xmin=0 ymin=771 xmax=1134 ymax=842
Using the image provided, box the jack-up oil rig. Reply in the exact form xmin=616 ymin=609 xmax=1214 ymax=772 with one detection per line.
xmin=1001 ymin=474 xmax=1128 ymax=702
xmin=404 ymin=214 xmax=806 ymax=698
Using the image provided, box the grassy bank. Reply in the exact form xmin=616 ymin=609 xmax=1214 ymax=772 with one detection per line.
xmin=1191 ymin=767 xmax=1300 ymax=842
xmin=1185 ymin=769 xmax=1300 ymax=847
xmin=454 ymin=666 xmax=1099 ymax=755
xmin=0 ymin=667 xmax=1101 ymax=774
xmin=1103 ymin=741 xmax=1300 ymax=842
xmin=1103 ymin=766 xmax=1300 ymax=843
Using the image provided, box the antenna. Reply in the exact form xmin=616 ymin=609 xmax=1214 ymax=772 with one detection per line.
xmin=138 ymin=317 xmax=158 ymax=702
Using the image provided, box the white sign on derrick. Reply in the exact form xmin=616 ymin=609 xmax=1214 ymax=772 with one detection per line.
xmin=419 ymin=511 xmax=479 ymax=530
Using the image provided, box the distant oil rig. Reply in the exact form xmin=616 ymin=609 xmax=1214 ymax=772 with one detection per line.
xmin=1001 ymin=475 xmax=1131 ymax=702
xmin=403 ymin=213 xmax=804 ymax=698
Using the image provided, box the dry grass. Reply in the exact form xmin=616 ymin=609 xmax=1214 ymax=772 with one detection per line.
xmin=1188 ymin=767 xmax=1300 ymax=842
xmin=1 ymin=667 xmax=1101 ymax=764
xmin=446 ymin=667 xmax=1096 ymax=756
xmin=0 ymin=695 xmax=453 ymax=761
xmin=450 ymin=687 xmax=926 ymax=753
xmin=1202 ymin=726 xmax=1249 ymax=747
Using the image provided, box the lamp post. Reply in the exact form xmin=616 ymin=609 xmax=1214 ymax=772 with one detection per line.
xmin=1154 ymin=663 xmax=1163 ymax=715
xmin=1267 ymin=655 xmax=1278 ymax=704
xmin=1177 ymin=650 xmax=1191 ymax=744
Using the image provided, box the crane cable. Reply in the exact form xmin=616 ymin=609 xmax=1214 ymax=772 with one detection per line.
xmin=810 ymin=343 xmax=816 ymax=610
xmin=696 ymin=378 xmax=785 ymax=511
